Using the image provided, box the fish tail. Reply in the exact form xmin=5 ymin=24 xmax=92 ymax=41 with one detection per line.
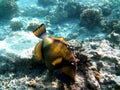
xmin=33 ymin=24 xmax=46 ymax=37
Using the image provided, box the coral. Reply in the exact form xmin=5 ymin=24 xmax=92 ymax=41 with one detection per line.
xmin=0 ymin=0 xmax=18 ymax=19
xmin=100 ymin=4 xmax=112 ymax=16
xmin=77 ymin=39 xmax=120 ymax=90
xmin=100 ymin=19 xmax=120 ymax=34
xmin=26 ymin=22 xmax=39 ymax=31
xmin=64 ymin=1 xmax=86 ymax=18
xmin=80 ymin=9 xmax=103 ymax=29
xmin=48 ymin=3 xmax=68 ymax=24
xmin=109 ymin=0 xmax=120 ymax=8
xmin=116 ymin=61 xmax=120 ymax=75
xmin=48 ymin=1 xmax=87 ymax=24
xmin=106 ymin=32 xmax=120 ymax=45
xmin=114 ymin=21 xmax=120 ymax=33
xmin=98 ymin=1 xmax=113 ymax=16
xmin=113 ymin=76 xmax=120 ymax=89
xmin=10 ymin=20 xmax=23 ymax=31
xmin=37 ymin=0 xmax=56 ymax=6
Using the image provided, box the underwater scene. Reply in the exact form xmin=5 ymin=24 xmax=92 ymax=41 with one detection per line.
xmin=0 ymin=0 xmax=120 ymax=90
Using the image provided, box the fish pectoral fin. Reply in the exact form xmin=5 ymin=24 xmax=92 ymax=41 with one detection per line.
xmin=59 ymin=37 xmax=66 ymax=41
xmin=52 ymin=57 xmax=63 ymax=66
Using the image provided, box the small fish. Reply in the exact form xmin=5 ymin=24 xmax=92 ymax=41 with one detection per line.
xmin=33 ymin=24 xmax=77 ymax=83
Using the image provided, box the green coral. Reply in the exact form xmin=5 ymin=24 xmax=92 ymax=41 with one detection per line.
xmin=0 ymin=0 xmax=18 ymax=19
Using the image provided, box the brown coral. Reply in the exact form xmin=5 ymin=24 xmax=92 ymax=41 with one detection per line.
xmin=26 ymin=22 xmax=39 ymax=31
xmin=100 ymin=19 xmax=120 ymax=34
xmin=10 ymin=20 xmax=23 ymax=31
xmin=80 ymin=9 xmax=103 ymax=29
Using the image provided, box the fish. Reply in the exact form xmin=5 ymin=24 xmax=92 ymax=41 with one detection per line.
xmin=33 ymin=24 xmax=77 ymax=83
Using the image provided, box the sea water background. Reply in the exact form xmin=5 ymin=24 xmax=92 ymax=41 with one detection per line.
xmin=0 ymin=0 xmax=119 ymax=40
xmin=0 ymin=0 xmax=120 ymax=89
xmin=0 ymin=0 xmax=110 ymax=40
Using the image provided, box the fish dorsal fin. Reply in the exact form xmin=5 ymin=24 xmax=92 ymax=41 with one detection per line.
xmin=52 ymin=57 xmax=63 ymax=66
xmin=33 ymin=24 xmax=46 ymax=37
xmin=50 ymin=36 xmax=70 ymax=46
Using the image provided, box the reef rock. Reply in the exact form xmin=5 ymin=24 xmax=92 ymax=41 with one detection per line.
xmin=79 ymin=39 xmax=120 ymax=90
xmin=0 ymin=32 xmax=120 ymax=90
xmin=107 ymin=32 xmax=120 ymax=45
xmin=100 ymin=19 xmax=120 ymax=34
xmin=48 ymin=1 xmax=86 ymax=24
xmin=0 ymin=0 xmax=18 ymax=19
xmin=10 ymin=19 xmax=23 ymax=31
xmin=80 ymin=9 xmax=103 ymax=29
xmin=0 ymin=31 xmax=39 ymax=73
xmin=26 ymin=22 xmax=39 ymax=31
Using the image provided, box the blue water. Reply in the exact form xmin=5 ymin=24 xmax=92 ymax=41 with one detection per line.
xmin=0 ymin=0 xmax=119 ymax=41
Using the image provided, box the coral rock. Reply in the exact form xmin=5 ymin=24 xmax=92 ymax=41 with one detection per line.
xmin=0 ymin=0 xmax=18 ymax=19
xmin=80 ymin=9 xmax=103 ymax=29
